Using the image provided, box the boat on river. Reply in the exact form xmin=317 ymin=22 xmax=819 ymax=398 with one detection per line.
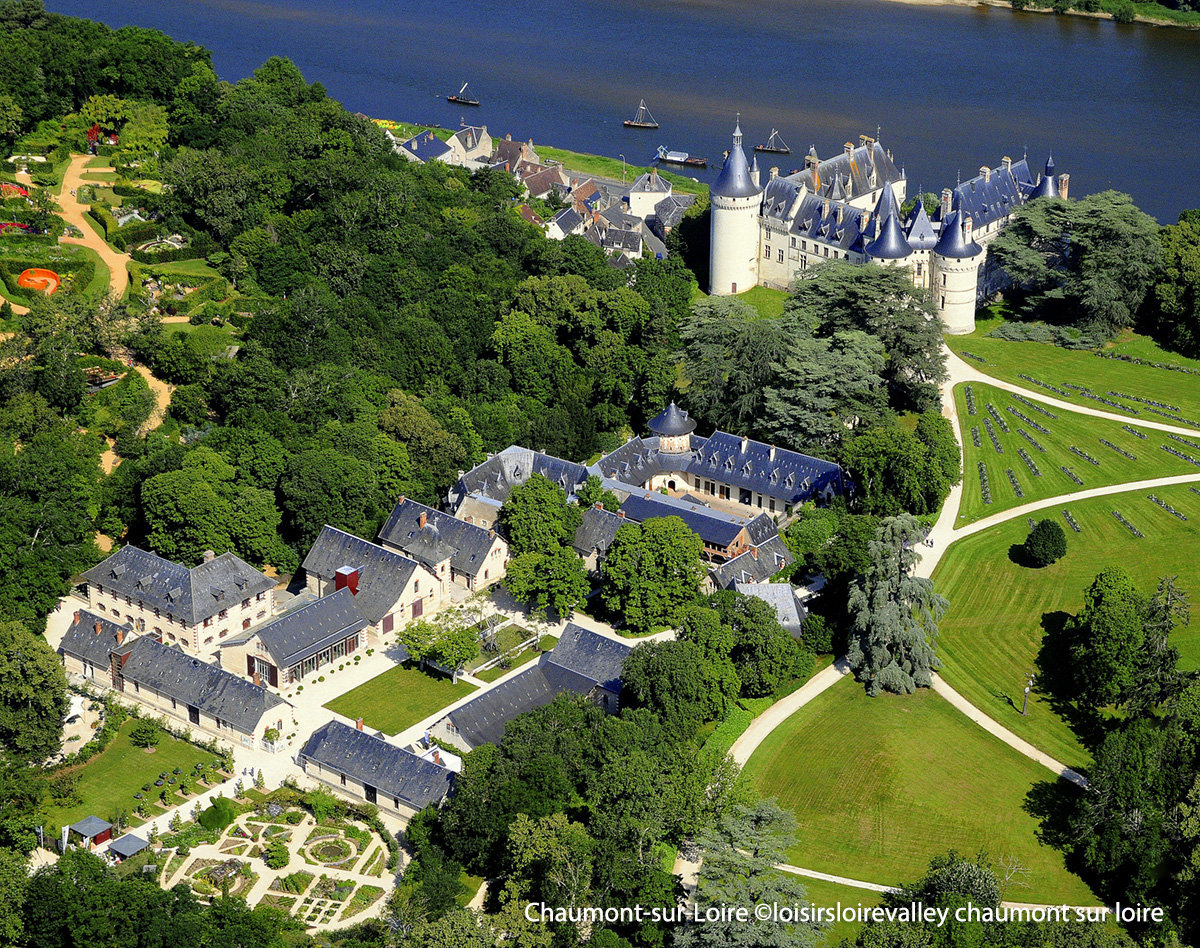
xmin=446 ymin=82 xmax=480 ymax=107
xmin=754 ymin=128 xmax=791 ymax=154
xmin=624 ymin=99 xmax=659 ymax=129
xmin=654 ymin=145 xmax=706 ymax=168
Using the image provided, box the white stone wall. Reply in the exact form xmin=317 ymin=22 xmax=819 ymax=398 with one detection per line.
xmin=934 ymin=251 xmax=984 ymax=335
xmin=709 ymin=193 xmax=761 ymax=296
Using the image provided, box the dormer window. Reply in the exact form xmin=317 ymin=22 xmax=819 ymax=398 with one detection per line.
xmin=785 ymin=473 xmax=795 ymax=489
xmin=743 ymin=462 xmax=752 ymax=475
xmin=112 ymin=564 xmax=126 ymax=579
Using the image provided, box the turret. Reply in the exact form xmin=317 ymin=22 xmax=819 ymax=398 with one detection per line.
xmin=708 ymin=121 xmax=764 ymax=296
xmin=646 ymin=402 xmax=697 ymax=454
xmin=933 ymin=210 xmax=985 ymax=335
xmin=1030 ymin=156 xmax=1059 ymax=200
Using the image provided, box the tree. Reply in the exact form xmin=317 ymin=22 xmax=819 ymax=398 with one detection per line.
xmin=620 ymin=640 xmax=731 ymax=738
xmin=262 ymin=839 xmax=289 ymax=870
xmin=842 ymin=424 xmax=951 ymax=517
xmin=0 ymin=620 xmax=68 ymax=761
xmin=600 ymin=517 xmax=704 ymax=635
xmin=1023 ymin=518 xmax=1067 ymax=567
xmin=1067 ymin=566 xmax=1144 ymax=707
xmin=576 ymin=474 xmax=620 ymax=512
xmin=711 ymin=590 xmax=806 ymax=697
xmin=503 ymin=547 xmax=589 ymax=620
xmin=0 ymin=847 xmax=27 ymax=946
xmin=499 ymin=473 xmax=582 ymax=556
xmin=1125 ymin=574 xmax=1188 ymax=711
xmin=846 ymin=515 xmax=947 ymax=696
xmin=398 ymin=614 xmax=480 ymax=681
xmin=676 ymin=800 xmax=821 ymax=948
xmin=989 ymin=191 xmax=1162 ymax=336
xmin=129 ymin=719 xmax=161 ymax=749
xmin=1153 ymin=210 xmax=1200 ymax=357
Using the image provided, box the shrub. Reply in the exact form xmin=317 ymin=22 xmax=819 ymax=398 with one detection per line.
xmin=1111 ymin=0 xmax=1136 ymax=20
xmin=801 ymin=613 xmax=833 ymax=655
xmin=197 ymin=796 xmax=237 ymax=832
xmin=263 ymin=839 xmax=289 ymax=870
xmin=1024 ymin=518 xmax=1067 ymax=567
xmin=284 ymin=811 xmax=304 ymax=825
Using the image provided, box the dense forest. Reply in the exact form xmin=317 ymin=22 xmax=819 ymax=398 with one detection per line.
xmin=2 ymin=0 xmax=1200 ymax=945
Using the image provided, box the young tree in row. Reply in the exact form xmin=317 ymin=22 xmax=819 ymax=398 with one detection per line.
xmin=846 ymin=515 xmax=947 ymax=695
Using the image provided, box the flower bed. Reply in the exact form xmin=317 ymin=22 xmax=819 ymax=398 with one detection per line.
xmin=342 ymin=884 xmax=385 ymax=919
xmin=1109 ymin=391 xmax=1180 ymax=412
xmin=1008 ymin=407 xmax=1050 ymax=435
xmin=1148 ymin=494 xmax=1187 ymax=521
xmin=964 ymin=385 xmax=977 ymax=416
xmin=1166 ymin=433 xmax=1200 ymax=452
xmin=983 ymin=417 xmax=1003 ymax=454
xmin=1162 ymin=444 xmax=1200 ymax=467
xmin=1063 ymin=510 xmax=1081 ymax=533
xmin=1010 ymin=393 xmax=1056 ymax=418
xmin=1059 ymin=466 xmax=1083 ymax=486
xmin=1016 ymin=428 xmax=1046 ymax=452
xmin=986 ymin=403 xmax=1010 ymax=432
xmin=1067 ymin=446 xmax=1100 ymax=466
xmin=971 ymin=426 xmax=981 ymax=448
xmin=1005 ymin=469 xmax=1024 ymax=498
xmin=1017 ymin=448 xmax=1041 ymax=476
xmin=1018 ymin=374 xmax=1069 ymax=397
xmin=1122 ymin=424 xmax=1148 ymax=440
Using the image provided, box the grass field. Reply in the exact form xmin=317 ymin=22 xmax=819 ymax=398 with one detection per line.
xmin=947 ymin=322 xmax=1200 ymax=427
xmin=800 ymin=876 xmax=885 ymax=947
xmin=934 ymin=483 xmax=1200 ymax=769
xmin=82 ymin=170 xmax=120 ymax=183
xmin=736 ymin=284 xmax=788 ymax=318
xmin=536 ymin=144 xmax=708 ymax=195
xmin=323 ymin=663 xmax=476 ymax=735
xmin=473 ymin=635 xmax=557 ymax=683
xmin=44 ymin=718 xmax=221 ymax=829
xmin=954 ymin=381 xmax=1200 ymax=526
xmin=743 ymin=680 xmax=1099 ymax=905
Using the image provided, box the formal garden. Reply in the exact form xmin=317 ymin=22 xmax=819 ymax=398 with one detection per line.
xmin=143 ymin=784 xmax=396 ymax=930
xmin=954 ymin=380 xmax=1200 ymax=524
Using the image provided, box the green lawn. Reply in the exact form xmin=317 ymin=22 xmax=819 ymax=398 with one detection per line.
xmin=947 ymin=322 xmax=1200 ymax=427
xmin=473 ymin=635 xmax=557 ymax=682
xmin=82 ymin=170 xmax=120 ymax=183
xmin=536 ymin=144 xmax=708 ymax=195
xmin=43 ymin=718 xmax=221 ymax=830
xmin=934 ymin=483 xmax=1200 ymax=769
xmin=954 ymin=381 xmax=1200 ymax=526
xmin=743 ymin=679 xmax=1099 ymax=905
xmin=84 ymin=156 xmax=112 ymax=169
xmin=323 ymin=663 xmax=476 ymax=735
xmin=735 ymin=284 xmax=788 ymax=318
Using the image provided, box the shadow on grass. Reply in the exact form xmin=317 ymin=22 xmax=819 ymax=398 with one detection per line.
xmin=1022 ymin=778 xmax=1099 ymax=894
xmin=1034 ymin=610 xmax=1108 ymax=754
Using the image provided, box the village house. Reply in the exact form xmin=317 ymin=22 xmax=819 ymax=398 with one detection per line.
xmin=299 ymin=720 xmax=455 ymax=818
xmin=432 ymin=624 xmax=630 ymax=752
xmin=708 ymin=533 xmax=794 ymax=588
xmin=571 ymin=505 xmax=625 ymax=573
xmin=378 ymin=497 xmax=509 ymax=591
xmin=80 ymin=547 xmax=276 ymax=659
xmin=445 ymin=124 xmax=492 ymax=167
xmin=447 ymin=445 xmax=591 ymax=521
xmin=394 ymin=129 xmax=452 ymax=164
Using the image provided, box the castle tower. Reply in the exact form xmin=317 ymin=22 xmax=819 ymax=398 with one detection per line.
xmin=1029 ymin=155 xmax=1060 ymax=200
xmin=646 ymin=402 xmax=697 ymax=455
xmin=709 ymin=121 xmax=763 ymax=296
xmin=864 ymin=185 xmax=913 ymax=268
xmin=933 ymin=209 xmax=985 ymax=335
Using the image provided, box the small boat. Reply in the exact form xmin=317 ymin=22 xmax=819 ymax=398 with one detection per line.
xmin=754 ymin=128 xmax=791 ymax=155
xmin=446 ymin=82 xmax=480 ymax=107
xmin=624 ymin=99 xmax=659 ymax=129
xmin=654 ymin=145 xmax=707 ymax=169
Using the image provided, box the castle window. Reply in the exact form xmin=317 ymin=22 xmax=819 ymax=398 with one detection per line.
xmin=941 ymin=295 xmax=946 ymax=307
xmin=823 ymin=247 xmax=829 ymax=257
xmin=790 ymin=237 xmax=796 ymax=248
xmin=764 ymin=245 xmax=771 ymax=259
xmin=942 ymin=274 xmax=947 ymax=286
xmin=777 ymin=250 xmax=783 ymax=263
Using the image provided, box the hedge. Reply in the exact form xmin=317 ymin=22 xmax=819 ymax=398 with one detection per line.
xmin=86 ymin=205 xmax=120 ymax=238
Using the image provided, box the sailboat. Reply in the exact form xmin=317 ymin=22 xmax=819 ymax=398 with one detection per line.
xmin=754 ymin=128 xmax=791 ymax=155
xmin=446 ymin=82 xmax=480 ymax=107
xmin=624 ymin=99 xmax=659 ymax=129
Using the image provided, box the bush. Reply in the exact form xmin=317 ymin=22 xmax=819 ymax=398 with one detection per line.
xmin=284 ymin=810 xmax=304 ymax=825
xmin=263 ymin=839 xmax=289 ymax=870
xmin=801 ymin=613 xmax=833 ymax=654
xmin=1024 ymin=518 xmax=1067 ymax=567
xmin=1111 ymin=0 xmax=1136 ymax=19
xmin=197 ymin=796 xmax=238 ymax=832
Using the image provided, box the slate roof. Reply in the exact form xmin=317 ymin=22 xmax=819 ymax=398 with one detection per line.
xmin=759 ymin=177 xmax=871 ymax=254
xmin=452 ymin=125 xmax=487 ymax=154
xmin=905 ymin=202 xmax=938 ymax=251
xmin=650 ymin=193 xmax=696 ymax=232
xmin=734 ymin=581 xmax=806 ymax=634
xmin=71 ymin=816 xmax=112 ymax=839
xmin=253 ymin=588 xmax=367 ymax=669
xmin=550 ymin=207 xmax=584 ymax=235
xmin=442 ymin=625 xmax=631 ymax=748
xmin=783 ymin=139 xmax=903 ymax=204
xmin=572 ymin=506 xmax=624 ymax=558
xmin=603 ymin=228 xmax=642 ymax=254
xmin=301 ymin=526 xmax=421 ymax=624
xmin=523 ymin=166 xmax=566 ymax=198
xmin=400 ymin=131 xmax=452 ymax=163
xmin=710 ymin=535 xmax=795 ymax=587
xmin=952 ymin=157 xmax=1035 ymax=229
xmin=83 ymin=547 xmax=275 ymax=628
xmin=451 ymin=445 xmax=590 ymax=507
xmin=109 ymin=834 xmax=149 ymax=858
xmin=300 ymin=721 xmax=453 ymax=809
xmin=618 ymin=491 xmax=748 ymax=548
xmin=601 ymin=206 xmax=642 ymax=230
xmin=865 ymin=209 xmax=913 ymax=260
xmin=648 ymin=402 xmax=697 ymax=437
xmin=630 ymin=170 xmax=672 ymax=194
xmin=711 ymin=123 xmax=762 ymax=200
xmin=378 ymin=499 xmax=498 ymax=578
xmin=119 ymin=637 xmax=287 ymax=735
xmin=59 ymin=609 xmax=132 ymax=667
xmin=933 ymin=209 xmax=983 ymax=258
xmin=1029 ymin=157 xmax=1058 ymax=200
xmin=745 ymin=512 xmax=779 ymax=546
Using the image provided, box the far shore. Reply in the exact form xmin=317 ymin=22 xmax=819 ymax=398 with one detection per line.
xmin=881 ymin=0 xmax=1199 ymax=28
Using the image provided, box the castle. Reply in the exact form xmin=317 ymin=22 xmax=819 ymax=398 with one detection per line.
xmin=708 ymin=124 xmax=1066 ymax=334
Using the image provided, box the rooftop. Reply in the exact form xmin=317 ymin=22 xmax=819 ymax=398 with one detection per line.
xmin=378 ymin=499 xmax=498 ymax=578
xmin=251 ymin=587 xmax=367 ymax=669
xmin=301 ymin=526 xmax=421 ymax=624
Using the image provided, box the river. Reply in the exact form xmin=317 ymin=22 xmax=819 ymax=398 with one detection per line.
xmin=47 ymin=0 xmax=1200 ymax=222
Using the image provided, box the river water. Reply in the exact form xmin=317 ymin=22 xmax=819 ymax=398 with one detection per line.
xmin=47 ymin=0 xmax=1200 ymax=221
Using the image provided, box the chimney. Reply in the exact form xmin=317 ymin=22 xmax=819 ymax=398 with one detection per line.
xmin=433 ymin=750 xmax=442 ymax=765
xmin=740 ymin=435 xmax=749 ymax=453
xmin=980 ymin=165 xmax=990 ymax=182
xmin=769 ymin=445 xmax=776 ymax=462
xmin=650 ymin=166 xmax=657 ymax=180
xmin=335 ymin=566 xmax=360 ymax=596
xmin=73 ymin=610 xmax=80 ymax=624
xmin=252 ymin=671 xmax=261 ymax=687
xmin=1001 ymin=155 xmax=1012 ymax=172
xmin=844 ymin=141 xmax=853 ymax=157
xmin=355 ymin=717 xmax=364 ymax=731
xmin=940 ymin=188 xmax=953 ymax=219
xmin=114 ymin=629 xmax=124 ymax=646
xmin=418 ymin=511 xmax=427 ymax=530
xmin=770 ymin=166 xmax=779 ymax=181
xmin=202 ymin=550 xmax=215 ymax=563
xmin=94 ymin=621 xmax=103 ymax=635
xmin=1058 ymin=174 xmax=1069 ymax=200
xmin=617 ymin=510 xmax=625 ymax=519
xmin=805 ymin=151 xmax=818 ymax=172
xmin=750 ymin=546 xmax=758 ymax=560
xmin=594 ymin=502 xmax=604 ymax=510
xmin=505 ymin=133 xmax=512 ymax=141
xmin=963 ymin=215 xmax=974 ymax=242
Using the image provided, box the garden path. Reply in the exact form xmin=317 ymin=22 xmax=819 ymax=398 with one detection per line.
xmin=57 ymin=154 xmax=133 ymax=299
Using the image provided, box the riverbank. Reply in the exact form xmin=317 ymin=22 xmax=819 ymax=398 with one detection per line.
xmin=885 ymin=0 xmax=1199 ymax=28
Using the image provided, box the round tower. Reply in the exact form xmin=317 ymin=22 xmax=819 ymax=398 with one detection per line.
xmin=709 ymin=122 xmax=763 ymax=296
xmin=646 ymin=402 xmax=697 ymax=455
xmin=933 ymin=210 xmax=985 ymax=335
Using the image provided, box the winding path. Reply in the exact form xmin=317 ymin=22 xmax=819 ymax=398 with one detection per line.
xmin=57 ymin=154 xmax=133 ymax=299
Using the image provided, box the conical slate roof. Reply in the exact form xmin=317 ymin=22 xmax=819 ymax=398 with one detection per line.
xmin=872 ymin=184 xmax=900 ymax=219
xmin=712 ymin=123 xmax=762 ymax=199
xmin=866 ymin=210 xmax=913 ymax=260
xmin=647 ymin=402 xmax=697 ymax=437
xmin=1030 ymin=156 xmax=1058 ymax=200
xmin=933 ymin=210 xmax=982 ymax=258
xmin=905 ymin=202 xmax=938 ymax=251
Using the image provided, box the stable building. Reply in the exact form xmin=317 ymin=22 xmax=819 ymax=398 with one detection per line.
xmin=81 ymin=547 xmax=275 ymax=658
xmin=299 ymin=720 xmax=455 ymax=818
xmin=58 ymin=609 xmax=134 ymax=683
xmin=378 ymin=498 xmax=509 ymax=591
